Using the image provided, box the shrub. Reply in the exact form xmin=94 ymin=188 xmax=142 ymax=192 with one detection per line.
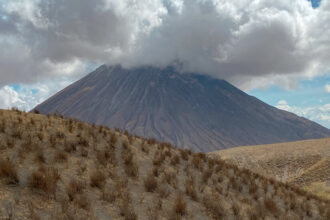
xmin=203 ymin=195 xmax=225 ymax=219
xmin=170 ymin=155 xmax=180 ymax=166
xmin=192 ymin=154 xmax=202 ymax=169
xmin=157 ymin=184 xmax=170 ymax=198
xmin=202 ymin=169 xmax=213 ymax=183
xmin=76 ymin=194 xmax=90 ymax=211
xmin=144 ymin=173 xmax=158 ymax=192
xmin=35 ymin=150 xmax=46 ymax=164
xmin=122 ymin=146 xmax=139 ymax=178
xmin=81 ymin=148 xmax=88 ymax=157
xmin=147 ymin=138 xmax=157 ymax=145
xmin=110 ymin=133 xmax=117 ymax=146
xmin=96 ymin=150 xmax=109 ymax=166
xmin=77 ymin=137 xmax=88 ymax=147
xmin=232 ymin=203 xmax=240 ymax=216
xmin=174 ymin=195 xmax=187 ymax=216
xmin=11 ymin=128 xmax=22 ymax=139
xmin=249 ymin=183 xmax=258 ymax=195
xmin=119 ymin=191 xmax=137 ymax=220
xmin=141 ymin=142 xmax=149 ymax=154
xmin=64 ymin=141 xmax=76 ymax=153
xmin=185 ymin=179 xmax=198 ymax=201
xmin=55 ymin=131 xmax=65 ymax=139
xmin=152 ymin=151 xmax=166 ymax=166
xmin=29 ymin=167 xmax=60 ymax=195
xmin=152 ymin=167 xmax=159 ymax=177
xmin=54 ymin=150 xmax=67 ymax=163
xmin=102 ymin=186 xmax=118 ymax=203
xmin=0 ymin=158 xmax=19 ymax=185
xmin=66 ymin=179 xmax=85 ymax=201
xmin=326 ymin=208 xmax=330 ymax=219
xmin=264 ymin=197 xmax=278 ymax=214
xmin=0 ymin=121 xmax=5 ymax=133
xmin=180 ymin=150 xmax=189 ymax=161
xmin=37 ymin=132 xmax=44 ymax=141
xmin=90 ymin=170 xmax=106 ymax=189
xmin=33 ymin=109 xmax=40 ymax=114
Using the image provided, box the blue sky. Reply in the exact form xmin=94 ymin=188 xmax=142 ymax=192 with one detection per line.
xmin=249 ymin=75 xmax=330 ymax=108
xmin=308 ymin=0 xmax=321 ymax=8
xmin=248 ymin=75 xmax=330 ymax=128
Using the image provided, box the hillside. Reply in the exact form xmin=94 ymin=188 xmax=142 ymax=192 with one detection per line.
xmin=33 ymin=65 xmax=330 ymax=152
xmin=212 ymin=138 xmax=330 ymax=200
xmin=0 ymin=109 xmax=329 ymax=219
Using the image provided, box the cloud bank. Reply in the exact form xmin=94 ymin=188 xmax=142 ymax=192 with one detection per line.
xmin=0 ymin=0 xmax=330 ymax=90
xmin=276 ymin=100 xmax=330 ymax=128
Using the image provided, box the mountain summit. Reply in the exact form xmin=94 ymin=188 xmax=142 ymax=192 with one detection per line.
xmin=34 ymin=65 xmax=330 ymax=151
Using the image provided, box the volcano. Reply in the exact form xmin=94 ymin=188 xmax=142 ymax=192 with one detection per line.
xmin=34 ymin=65 xmax=330 ymax=151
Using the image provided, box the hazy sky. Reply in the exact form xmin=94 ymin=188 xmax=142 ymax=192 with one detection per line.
xmin=0 ymin=0 xmax=329 ymax=128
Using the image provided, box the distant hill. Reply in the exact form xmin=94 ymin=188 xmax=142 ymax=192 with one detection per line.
xmin=34 ymin=65 xmax=330 ymax=152
xmin=212 ymin=138 xmax=330 ymax=200
xmin=0 ymin=109 xmax=329 ymax=219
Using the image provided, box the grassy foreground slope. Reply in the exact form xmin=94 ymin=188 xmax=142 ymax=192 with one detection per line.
xmin=0 ymin=109 xmax=329 ymax=219
xmin=213 ymin=138 xmax=330 ymax=200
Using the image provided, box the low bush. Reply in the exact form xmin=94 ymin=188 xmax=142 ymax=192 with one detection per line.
xmin=90 ymin=170 xmax=106 ymax=189
xmin=144 ymin=173 xmax=158 ymax=192
xmin=29 ymin=167 xmax=60 ymax=195
xmin=0 ymin=158 xmax=19 ymax=185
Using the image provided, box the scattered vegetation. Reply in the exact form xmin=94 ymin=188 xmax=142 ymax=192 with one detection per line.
xmin=0 ymin=109 xmax=328 ymax=219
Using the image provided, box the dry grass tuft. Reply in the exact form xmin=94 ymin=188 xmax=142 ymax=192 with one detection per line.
xmin=90 ymin=170 xmax=106 ymax=189
xmin=29 ymin=167 xmax=60 ymax=196
xmin=119 ymin=191 xmax=137 ymax=220
xmin=0 ymin=158 xmax=19 ymax=185
xmin=144 ymin=173 xmax=158 ymax=192
xmin=54 ymin=150 xmax=68 ymax=163
xmin=66 ymin=179 xmax=86 ymax=201
xmin=173 ymin=194 xmax=187 ymax=216
xmin=76 ymin=194 xmax=91 ymax=210
xmin=185 ymin=178 xmax=198 ymax=201
xmin=35 ymin=150 xmax=46 ymax=164
xmin=203 ymin=195 xmax=225 ymax=219
xmin=122 ymin=146 xmax=139 ymax=178
xmin=264 ymin=197 xmax=279 ymax=214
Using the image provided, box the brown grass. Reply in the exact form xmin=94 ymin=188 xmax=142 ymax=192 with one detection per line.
xmin=90 ymin=170 xmax=106 ymax=189
xmin=203 ymin=195 xmax=225 ymax=219
xmin=66 ymin=179 xmax=86 ymax=201
xmin=185 ymin=178 xmax=198 ymax=201
xmin=54 ymin=150 xmax=68 ymax=163
xmin=0 ymin=158 xmax=19 ymax=185
xmin=122 ymin=146 xmax=139 ymax=178
xmin=76 ymin=194 xmax=91 ymax=211
xmin=144 ymin=173 xmax=158 ymax=192
xmin=29 ymin=167 xmax=60 ymax=195
xmin=173 ymin=195 xmax=187 ymax=216
xmin=35 ymin=150 xmax=46 ymax=164
xmin=0 ymin=110 xmax=329 ymax=219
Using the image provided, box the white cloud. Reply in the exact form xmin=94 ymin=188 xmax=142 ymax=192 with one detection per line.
xmin=325 ymin=84 xmax=330 ymax=93
xmin=0 ymin=0 xmax=330 ymax=90
xmin=276 ymin=100 xmax=330 ymax=128
xmin=0 ymin=77 xmax=73 ymax=111
xmin=0 ymin=86 xmax=24 ymax=109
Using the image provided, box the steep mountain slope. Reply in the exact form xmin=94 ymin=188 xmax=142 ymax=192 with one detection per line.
xmin=0 ymin=109 xmax=329 ymax=219
xmin=212 ymin=138 xmax=330 ymax=200
xmin=34 ymin=65 xmax=330 ymax=151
